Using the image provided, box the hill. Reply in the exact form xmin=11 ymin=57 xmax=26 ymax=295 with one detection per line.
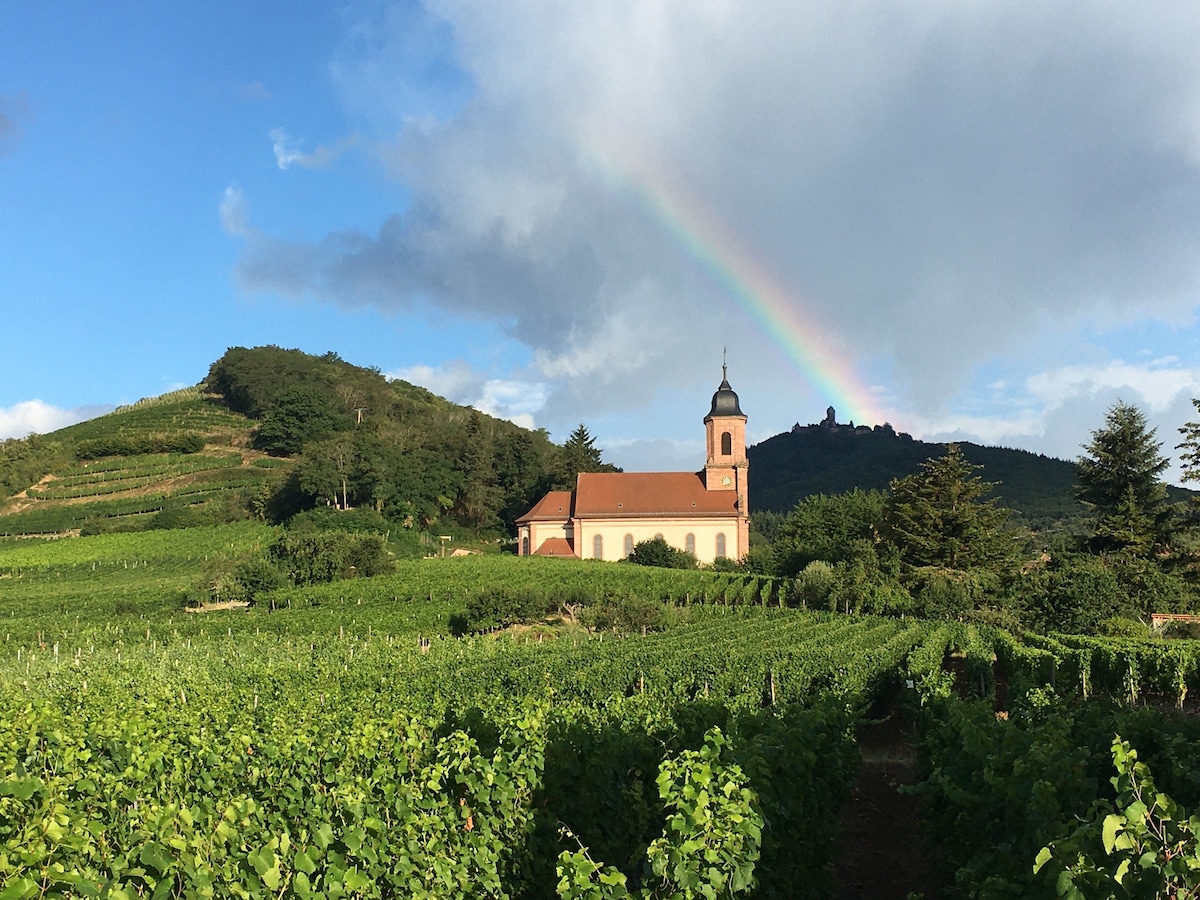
xmin=0 ymin=346 xmax=569 ymax=538
xmin=748 ymin=423 xmax=1130 ymax=534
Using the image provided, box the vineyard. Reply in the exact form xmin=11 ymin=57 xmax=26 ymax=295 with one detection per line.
xmin=5 ymin=531 xmax=1200 ymax=897
xmin=0 ymin=390 xmax=288 ymax=538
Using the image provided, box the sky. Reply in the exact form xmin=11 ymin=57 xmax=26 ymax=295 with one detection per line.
xmin=4 ymin=2 xmax=1200 ymax=482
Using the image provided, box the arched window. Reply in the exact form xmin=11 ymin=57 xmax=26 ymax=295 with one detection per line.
xmin=593 ymin=534 xmax=604 ymax=560
xmin=685 ymin=533 xmax=695 ymax=555
xmin=721 ymin=431 xmax=732 ymax=455
xmin=715 ymin=533 xmax=727 ymax=559
xmin=624 ymin=534 xmax=634 ymax=557
xmin=522 ymin=536 xmax=530 ymax=556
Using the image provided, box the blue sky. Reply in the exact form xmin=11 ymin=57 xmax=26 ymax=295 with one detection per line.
xmin=4 ymin=2 xmax=1200 ymax=483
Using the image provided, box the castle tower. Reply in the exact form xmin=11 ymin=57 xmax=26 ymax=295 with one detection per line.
xmin=704 ymin=364 xmax=749 ymax=555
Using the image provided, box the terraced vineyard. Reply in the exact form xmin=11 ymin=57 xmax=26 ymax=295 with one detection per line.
xmin=0 ymin=390 xmax=287 ymax=536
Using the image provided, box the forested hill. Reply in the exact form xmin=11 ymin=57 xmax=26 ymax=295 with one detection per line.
xmin=0 ymin=346 xmax=591 ymax=538
xmin=747 ymin=426 xmax=1086 ymax=530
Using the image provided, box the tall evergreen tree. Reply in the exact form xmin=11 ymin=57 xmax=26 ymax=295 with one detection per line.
xmin=1077 ymin=401 xmax=1171 ymax=555
xmin=882 ymin=444 xmax=1013 ymax=569
xmin=555 ymin=424 xmax=619 ymax=487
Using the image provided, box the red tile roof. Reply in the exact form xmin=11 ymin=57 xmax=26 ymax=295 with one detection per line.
xmin=574 ymin=472 xmax=738 ymax=517
xmin=533 ymin=537 xmax=577 ymax=557
xmin=516 ymin=490 xmax=575 ymax=523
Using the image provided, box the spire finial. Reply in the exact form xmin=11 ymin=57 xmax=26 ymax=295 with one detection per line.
xmin=722 ymin=347 xmax=727 ymax=381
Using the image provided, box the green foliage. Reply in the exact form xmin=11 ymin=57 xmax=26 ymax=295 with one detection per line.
xmin=883 ymin=444 xmax=1015 ymax=571
xmin=0 ymin=434 xmax=68 ymax=498
xmin=627 ymin=537 xmax=698 ymax=570
xmin=1036 ymin=737 xmax=1200 ymax=899
xmin=909 ymin=567 xmax=998 ymax=620
xmin=1078 ymin=402 xmax=1173 ymax=557
xmin=557 ymin=728 xmax=763 ymax=900
xmin=578 ymin=591 xmax=673 ymax=633
xmin=1019 ymin=553 xmax=1196 ymax=635
xmin=1165 ymin=620 xmax=1200 ymax=641
xmin=75 ymin=431 xmax=206 ymax=459
xmin=462 ymin=585 xmax=555 ymax=632
xmin=792 ymin=561 xmax=836 ymax=609
xmin=1098 ymin=617 xmax=1150 ymax=639
xmin=254 ymin=385 xmax=349 ymax=456
xmin=1178 ymin=398 xmax=1200 ymax=488
xmin=772 ymin=489 xmax=886 ymax=577
xmin=555 ymin=424 xmax=620 ymax=488
xmin=267 ymin=530 xmax=394 ymax=586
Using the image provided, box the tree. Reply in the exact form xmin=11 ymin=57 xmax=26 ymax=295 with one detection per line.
xmin=555 ymin=424 xmax=620 ymax=487
xmin=882 ymin=444 xmax=1014 ymax=570
xmin=254 ymin=385 xmax=347 ymax=456
xmin=1177 ymin=398 xmax=1200 ymax=484
xmin=296 ymin=436 xmax=357 ymax=509
xmin=626 ymin=536 xmax=697 ymax=569
xmin=1077 ymin=401 xmax=1171 ymax=555
xmin=772 ymin=490 xmax=886 ymax=577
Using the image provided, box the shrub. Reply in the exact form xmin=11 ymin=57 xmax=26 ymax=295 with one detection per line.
xmin=1163 ymin=619 xmax=1200 ymax=640
xmin=1098 ymin=616 xmax=1150 ymax=638
xmin=793 ymin=561 xmax=835 ymax=609
xmin=268 ymin=530 xmax=393 ymax=586
xmin=627 ymin=537 xmax=697 ymax=569
xmin=463 ymin=586 xmax=551 ymax=632
xmin=579 ymin=590 xmax=672 ymax=633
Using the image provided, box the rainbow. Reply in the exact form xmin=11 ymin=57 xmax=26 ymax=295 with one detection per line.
xmin=585 ymin=136 xmax=890 ymax=427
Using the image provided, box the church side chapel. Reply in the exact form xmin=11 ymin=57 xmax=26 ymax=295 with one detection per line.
xmin=516 ymin=368 xmax=749 ymax=564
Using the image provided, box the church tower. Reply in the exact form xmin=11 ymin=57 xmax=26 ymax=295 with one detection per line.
xmin=704 ymin=365 xmax=749 ymax=554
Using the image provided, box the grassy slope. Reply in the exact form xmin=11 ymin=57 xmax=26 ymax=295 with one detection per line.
xmin=0 ymin=387 xmax=275 ymax=535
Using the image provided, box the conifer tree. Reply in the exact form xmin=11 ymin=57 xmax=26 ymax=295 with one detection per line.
xmin=1077 ymin=401 xmax=1171 ymax=555
xmin=1176 ymin=398 xmax=1200 ymax=485
xmin=555 ymin=424 xmax=619 ymax=487
xmin=882 ymin=444 xmax=1013 ymax=569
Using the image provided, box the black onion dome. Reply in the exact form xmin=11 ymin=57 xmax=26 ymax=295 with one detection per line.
xmin=705 ymin=367 xmax=745 ymax=420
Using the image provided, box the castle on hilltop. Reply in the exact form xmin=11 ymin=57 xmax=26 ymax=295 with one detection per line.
xmin=791 ymin=406 xmax=902 ymax=438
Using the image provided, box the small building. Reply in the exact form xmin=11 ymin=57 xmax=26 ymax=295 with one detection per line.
xmin=515 ymin=368 xmax=749 ymax=563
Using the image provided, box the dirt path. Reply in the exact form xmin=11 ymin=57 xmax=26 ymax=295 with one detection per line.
xmin=830 ymin=713 xmax=944 ymax=899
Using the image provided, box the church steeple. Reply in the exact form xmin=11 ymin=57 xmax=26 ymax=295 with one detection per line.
xmin=706 ymin=362 xmax=745 ymax=420
xmin=703 ymin=363 xmax=747 ymax=496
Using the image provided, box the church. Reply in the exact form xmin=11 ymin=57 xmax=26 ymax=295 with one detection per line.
xmin=515 ymin=368 xmax=749 ymax=564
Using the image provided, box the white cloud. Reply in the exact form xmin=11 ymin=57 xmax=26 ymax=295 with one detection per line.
xmin=390 ymin=360 xmax=548 ymax=428
xmin=475 ymin=379 xmax=547 ymax=429
xmin=0 ymin=401 xmax=105 ymax=439
xmin=270 ymin=127 xmax=357 ymax=170
xmin=219 ymin=185 xmax=250 ymax=237
xmin=1026 ymin=362 xmax=1200 ymax=413
xmin=389 ymin=360 xmax=482 ymax=402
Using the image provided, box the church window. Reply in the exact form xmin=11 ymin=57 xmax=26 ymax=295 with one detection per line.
xmin=624 ymin=534 xmax=633 ymax=557
xmin=593 ymin=534 xmax=604 ymax=560
xmin=522 ymin=536 xmax=529 ymax=556
xmin=685 ymin=533 xmax=695 ymax=554
xmin=721 ymin=431 xmax=732 ymax=455
xmin=715 ymin=533 xmax=727 ymax=558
